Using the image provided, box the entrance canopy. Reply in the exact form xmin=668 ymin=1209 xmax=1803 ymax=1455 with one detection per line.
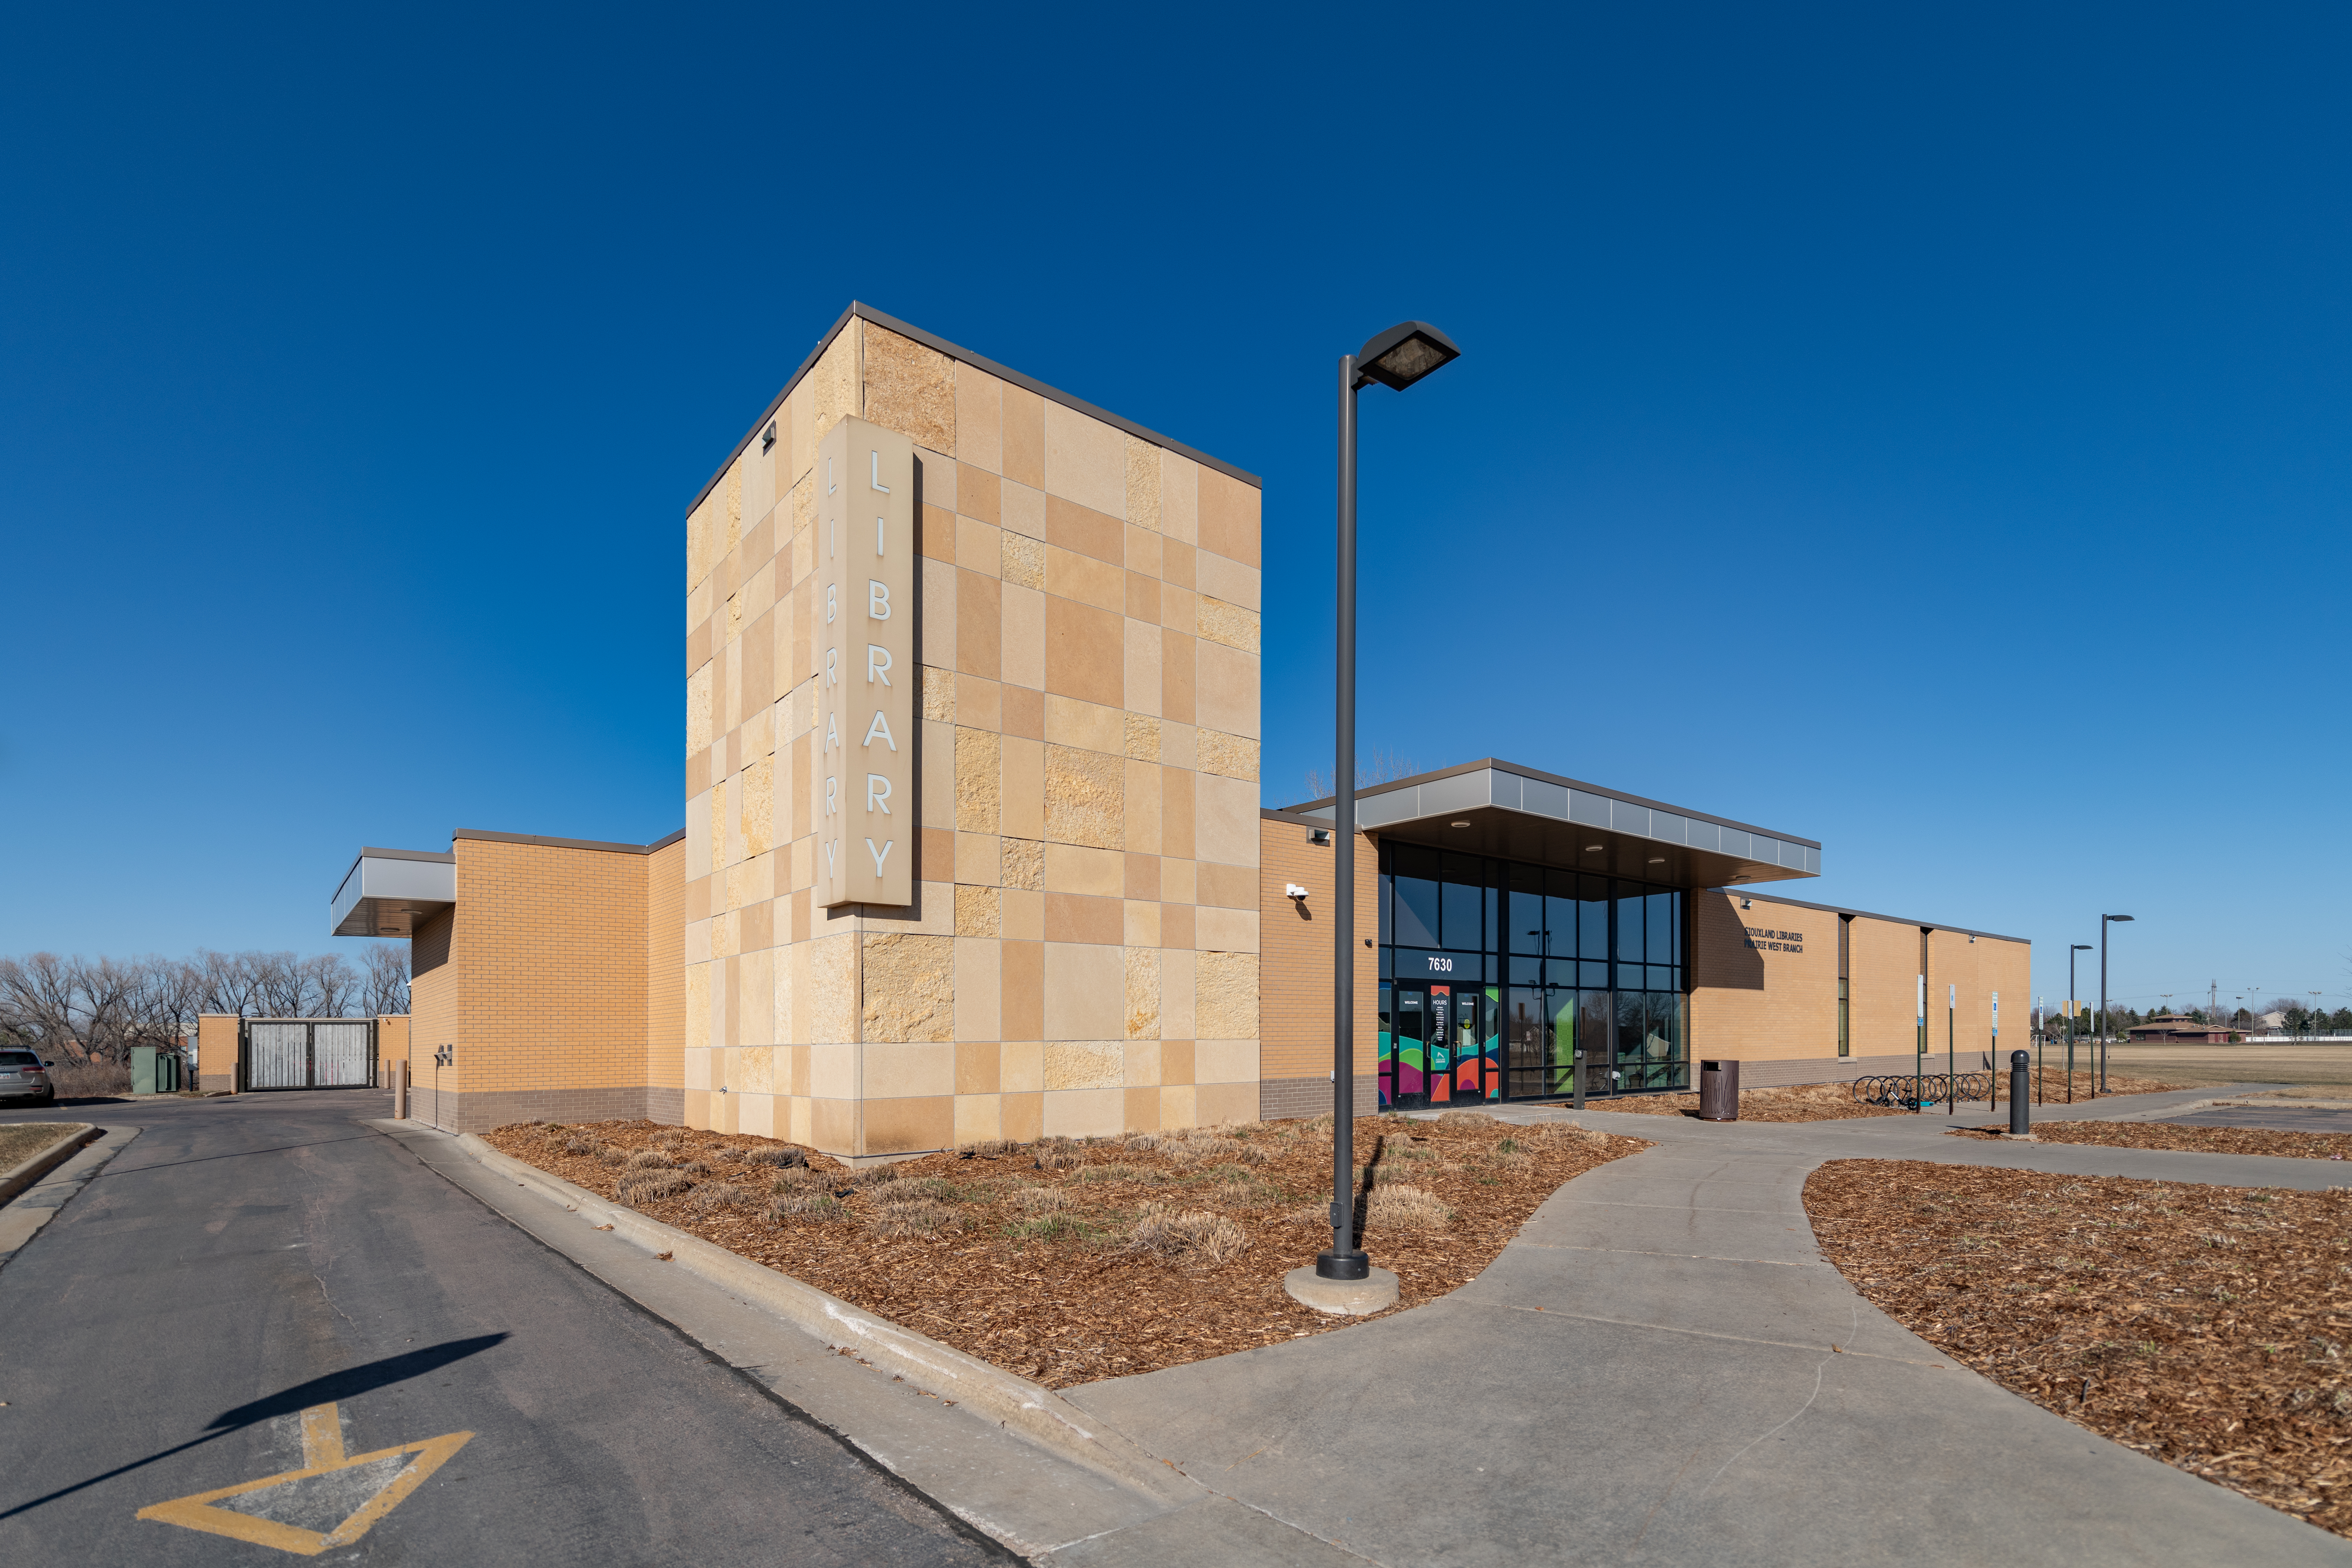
xmin=1292 ymin=759 xmax=1818 ymax=890
xmin=330 ymin=847 xmax=455 ymax=937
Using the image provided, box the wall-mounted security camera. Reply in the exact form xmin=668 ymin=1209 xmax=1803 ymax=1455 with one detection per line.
xmin=1285 ymin=883 xmax=1310 ymax=899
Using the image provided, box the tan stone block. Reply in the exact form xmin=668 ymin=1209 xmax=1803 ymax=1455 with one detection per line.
xmin=922 ymin=665 xmax=955 ymax=723
xmin=1124 ymin=899 xmax=1162 ymax=947
xmin=1191 ymin=773 xmax=1254 ymax=868
xmin=1044 ymin=694 xmax=1122 ymax=756
xmin=955 ymin=883 xmax=1001 ymax=937
xmin=953 ymin=831 xmax=1001 ymax=888
xmin=1001 ymin=941 xmax=1044 ymax=1038
xmin=955 ymin=936 xmax=1000 ymax=1042
xmin=1002 ymin=583 xmax=1045 ymax=691
xmin=866 ymin=1042 xmax=955 ymax=1099
xmin=1002 ymin=1089 xmax=1044 ymax=1143
xmin=810 ymin=1093 xmax=854 ymax=1155
xmin=1197 ymin=860 xmax=1257 ymax=911
xmin=865 ymin=1095 xmax=952 ymax=1156
xmin=953 ymin=1092 xmax=1002 ymax=1148
xmin=1043 ymin=1041 xmax=1122 ymax=1091
xmin=1045 ymin=597 xmax=1123 ymax=709
xmin=1001 ymin=479 xmax=1044 ymax=540
xmin=1044 ymin=842 xmax=1125 ymax=897
xmin=956 ymin=674 xmax=1001 ymax=732
xmin=1124 ymin=948 xmax=1161 ymax=1039
xmin=955 ymin=367 xmax=1003 ymax=471
xmin=711 ymin=908 xmax=740 ymax=959
xmin=1124 ymin=852 xmax=1162 ymax=902
xmin=1196 ymin=950 xmax=1257 ymax=1041
xmin=1001 ymin=1040 xmax=1044 ymax=1095
xmin=916 ymin=449 xmax=956 ymax=516
xmin=862 ymin=933 xmax=955 ymax=1043
xmin=1196 ymin=1082 xmax=1259 ymax=1128
xmin=957 ymin=567 xmax=1001 ymax=679
xmin=1122 ymin=713 xmax=1162 ymax=762
xmin=1044 ymin=942 xmax=1123 ymax=1040
xmin=1046 ymin=544 xmax=1123 ymax=613
xmin=810 ymin=328 xmax=859 ymax=443
xmin=1044 ymin=744 xmax=1123 ymax=848
xmin=1194 ymin=1038 xmax=1258 ymax=1085
xmin=1002 ymin=735 xmax=1045 ymax=840
xmin=1001 ymin=836 xmax=1044 ymax=891
xmin=1195 ymin=905 xmax=1259 ymax=953
xmin=1124 ymin=437 xmax=1162 ymax=532
xmin=685 ymin=961 xmax=712 ymax=1053
xmin=1043 ymin=402 xmax=1126 ymax=517
xmin=1124 ymin=569 xmax=1161 ymax=626
xmin=807 ymin=934 xmax=858 ymax=1043
xmin=1195 ymin=548 xmax=1260 ymax=614
xmin=1197 ymin=468 xmax=1260 ymax=568
xmin=861 ymin=324 xmax=955 ymax=450
xmin=740 ymin=755 xmax=777 ymax=854
xmin=1160 ymin=1038 xmax=1195 ymax=1087
xmin=1158 ymin=453 xmax=1198 ymax=545
xmin=954 ymin=728 xmax=1001 ymax=833
xmin=1046 ymin=494 xmax=1123 ymax=566
xmin=1123 ymin=1084 xmax=1161 ymax=1132
xmin=1196 ymin=643 xmax=1259 ymax=744
xmin=1002 ymin=888 xmax=1044 ymax=941
xmin=1002 ymin=683 xmax=1044 ymax=739
xmin=921 ymin=556 xmax=956 ymax=671
xmin=1003 ymin=383 xmax=1044 ymax=489
xmin=1042 ymin=1086 xmax=1125 ymax=1139
xmin=959 ymin=462 xmax=1001 ymax=525
xmin=1159 ymin=1084 xmax=1197 ymax=1128
xmin=1161 ymin=627 xmax=1194 ymax=725
xmin=810 ymin=1040 xmax=856 ymax=1098
xmin=1196 ymin=597 xmax=1260 ymax=654
xmin=682 ymin=1087 xmax=711 ymax=1132
xmin=687 ymin=664 xmax=714 ymax=755
xmin=955 ymin=1040 xmax=1000 ymax=1095
xmin=789 ymin=1093 xmax=813 ymax=1145
xmin=1045 ymin=893 xmax=1123 ymax=946
xmin=957 ymin=515 xmax=1001 ymax=577
xmin=1124 ymin=760 xmax=1162 ymax=855
xmin=1196 ymin=731 xmax=1259 ymax=783
xmin=1002 ymin=530 xmax=1044 ymax=589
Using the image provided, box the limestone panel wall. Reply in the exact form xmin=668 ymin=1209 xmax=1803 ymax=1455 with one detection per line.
xmin=1256 ymin=813 xmax=1377 ymax=1120
xmin=683 ymin=307 xmax=1264 ymax=1157
xmin=645 ymin=835 xmax=685 ymax=1125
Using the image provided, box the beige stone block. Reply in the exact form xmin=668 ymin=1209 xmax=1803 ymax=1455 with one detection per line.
xmin=1042 ymin=402 xmax=1126 ymax=517
xmin=1001 ymin=583 xmax=1045 ymax=691
xmin=1000 ymin=836 xmax=1043 ymax=891
xmin=1121 ymin=712 xmax=1161 ymax=763
xmin=741 ymin=948 xmax=775 ymax=1048
xmin=1045 ymin=694 xmax=1124 ymax=756
xmin=1123 ymin=759 xmax=1162 ymax=854
xmin=866 ymin=1042 xmax=955 ymax=1099
xmin=1001 ymin=479 xmax=1045 ymax=540
xmin=1044 ymin=942 xmax=1123 ymax=1040
xmin=773 ymin=937 xmax=795 ymax=1045
xmin=1160 ymin=947 xmax=1196 ymax=1037
xmin=953 ymin=1093 xmax=1002 ymax=1148
xmin=921 ymin=555 xmax=957 ymax=671
xmin=1003 ymin=382 xmax=1044 ymax=488
xmin=1194 ymin=644 xmax=1256 ymax=740
xmin=1044 ymin=843 xmax=1125 ymax=897
xmin=685 ymin=962 xmax=712 ymax=1053
xmin=1194 ymin=1037 xmax=1258 ymax=1085
xmin=1123 ymin=1038 xmax=1163 ymax=1086
xmin=955 ymin=364 xmax=1003 ymax=470
xmin=1160 ymin=856 xmax=1197 ymax=905
xmin=1042 ymin=1086 xmax=1126 ymax=1139
xmin=1002 ymin=530 xmax=1044 ymax=590
xmin=921 ymin=718 xmax=954 ymax=832
xmin=1002 ymin=736 xmax=1045 ymax=841
xmin=1197 ymin=731 xmax=1259 ymax=782
xmin=1195 ymin=950 xmax=1259 ymax=1041
xmin=921 ymin=665 xmax=956 ymax=723
xmin=862 ymin=324 xmax=955 ymax=450
xmin=1159 ymin=721 xmax=1197 ymax=773
xmin=1195 ymin=549 xmax=1261 ymax=614
xmin=1196 ymin=597 xmax=1260 ymax=654
xmin=859 ymin=933 xmax=955 ymax=1042
xmin=1123 ymin=947 xmax=1161 ymax=1039
xmin=1043 ymin=1041 xmax=1122 ymax=1091
xmin=1194 ymin=772 xmax=1258 ymax=867
xmin=866 ymin=1095 xmax=953 ymax=1156
xmin=954 ymin=882 xmax=1000 ymax=936
xmin=739 ymin=1092 xmax=776 ymax=1141
xmin=1124 ymin=621 xmax=1162 ymax=721
xmin=789 ymin=1094 xmax=813 ymax=1146
xmin=687 ymin=664 xmax=714 ymax=756
xmin=1158 ymin=1084 xmax=1197 ymax=1130
xmin=810 ymin=326 xmax=859 ymax=442
xmin=957 ymin=516 xmax=1001 ymax=578
xmin=954 ymin=832 xmax=1002 ymax=888
xmin=711 ymin=908 xmax=740 ymax=959
xmin=807 ymin=934 xmax=858 ymax=1043
xmin=1158 ymin=452 xmax=1198 ymax=545
xmin=1124 ymin=437 xmax=1162 ymax=532
xmin=1045 ymin=544 xmax=1124 ymax=613
xmin=1001 ymin=888 xmax=1044 ymax=940
xmin=916 ymin=447 xmax=955 ymax=515
xmin=686 ymin=916 xmax=713 ymax=966
xmin=738 ymin=755 xmax=775 ymax=855
xmin=955 ymin=936 xmax=1000 ymax=1042
xmin=1000 ymin=1039 xmax=1044 ymax=1094
xmin=1196 ymin=906 xmax=1259 ymax=952
xmin=1044 ymin=744 xmax=1123 ymax=848
xmin=684 ymin=1047 xmax=713 ymax=1092
xmin=739 ymin=1043 xmax=778 ymax=1095
xmin=809 ymin=1041 xmax=856 ymax=1098
xmin=1123 ymin=899 xmax=1162 ymax=947
xmin=955 ymin=728 xmax=1001 ymax=833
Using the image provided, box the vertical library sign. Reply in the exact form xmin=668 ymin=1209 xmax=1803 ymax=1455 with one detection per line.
xmin=814 ymin=417 xmax=914 ymax=907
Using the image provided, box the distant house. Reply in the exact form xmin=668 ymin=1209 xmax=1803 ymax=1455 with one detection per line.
xmin=2127 ymin=1014 xmax=2239 ymax=1044
xmin=2259 ymin=1010 xmax=2287 ymax=1030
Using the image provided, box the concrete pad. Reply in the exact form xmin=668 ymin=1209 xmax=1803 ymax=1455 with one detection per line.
xmin=1039 ymin=1493 xmax=1370 ymax=1566
xmin=1283 ymin=1266 xmax=1397 ymax=1316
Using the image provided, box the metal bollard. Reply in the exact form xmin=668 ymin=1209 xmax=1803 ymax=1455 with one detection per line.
xmin=2008 ymin=1050 xmax=2030 ymax=1136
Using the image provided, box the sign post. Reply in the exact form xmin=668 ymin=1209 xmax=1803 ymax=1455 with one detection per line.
xmin=1947 ymin=982 xmax=1956 ymax=1116
xmin=1915 ymin=973 xmax=1925 ymax=1114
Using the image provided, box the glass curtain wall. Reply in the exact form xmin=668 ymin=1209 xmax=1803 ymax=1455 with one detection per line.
xmin=1377 ymin=841 xmax=1688 ymax=1107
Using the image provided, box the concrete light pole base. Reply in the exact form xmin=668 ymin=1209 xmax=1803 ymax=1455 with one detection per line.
xmin=1284 ymin=1265 xmax=1399 ymax=1316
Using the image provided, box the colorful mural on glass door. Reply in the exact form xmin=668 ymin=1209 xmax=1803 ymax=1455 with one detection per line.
xmin=1378 ymin=982 xmax=1503 ymax=1109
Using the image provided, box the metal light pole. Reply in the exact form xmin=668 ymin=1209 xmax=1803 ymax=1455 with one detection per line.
xmin=2100 ymin=914 xmax=2133 ymax=1093
xmin=1320 ymin=321 xmax=1460 ymax=1285
xmin=2069 ymin=944 xmax=2092 ymax=1103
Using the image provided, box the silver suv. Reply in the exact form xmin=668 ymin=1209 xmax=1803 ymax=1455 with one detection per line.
xmin=0 ymin=1050 xmax=56 ymax=1106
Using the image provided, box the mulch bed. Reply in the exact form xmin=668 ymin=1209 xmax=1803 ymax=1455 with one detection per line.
xmin=1586 ymin=1073 xmax=2188 ymax=1125
xmin=1949 ymin=1120 xmax=2352 ymax=1163
xmin=484 ymin=1112 xmax=1647 ymax=1389
xmin=1806 ymin=1160 xmax=2352 ymax=1536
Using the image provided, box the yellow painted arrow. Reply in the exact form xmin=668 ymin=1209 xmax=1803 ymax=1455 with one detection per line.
xmin=137 ymin=1401 xmax=472 ymax=1555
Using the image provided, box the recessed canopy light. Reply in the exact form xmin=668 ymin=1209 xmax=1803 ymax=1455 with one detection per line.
xmin=1450 ymin=820 xmax=1471 ymax=828
xmin=1584 ymin=844 xmax=1603 ymax=853
xmin=1647 ymin=857 xmax=1665 ymax=864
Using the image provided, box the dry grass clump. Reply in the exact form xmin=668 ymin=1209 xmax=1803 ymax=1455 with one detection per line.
xmin=624 ymin=1148 xmax=671 ymax=1171
xmin=1034 ymin=1138 xmax=1085 ymax=1170
xmin=687 ymin=1182 xmax=746 ymax=1211
xmin=617 ymin=1168 xmax=692 ymax=1204
xmin=868 ymin=1198 xmax=960 ymax=1239
xmin=1013 ymin=1185 xmax=1072 ymax=1215
xmin=869 ymin=1175 xmax=956 ymax=1203
xmin=767 ymin=1189 xmax=843 ymax=1222
xmin=1959 ymin=1119 xmax=2352 ymax=1162
xmin=1128 ymin=1203 xmax=1249 ymax=1265
xmin=1365 ymin=1183 xmax=1452 ymax=1233
xmin=739 ymin=1145 xmax=806 ymax=1169
xmin=960 ymin=1138 xmax=1015 ymax=1156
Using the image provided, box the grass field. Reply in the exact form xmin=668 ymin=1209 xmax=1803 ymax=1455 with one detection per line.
xmin=2102 ymin=1041 xmax=2352 ymax=1090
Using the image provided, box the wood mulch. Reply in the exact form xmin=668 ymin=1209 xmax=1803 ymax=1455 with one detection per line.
xmin=1587 ymin=1072 xmax=2188 ymax=1125
xmin=1805 ymin=1160 xmax=2352 ymax=1537
xmin=0 ymin=1124 xmax=70 ymax=1169
xmin=483 ymin=1112 xmax=1646 ymax=1390
xmin=1948 ymin=1120 xmax=2352 ymax=1163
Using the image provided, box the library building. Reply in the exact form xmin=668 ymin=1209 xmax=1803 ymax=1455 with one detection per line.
xmin=316 ymin=302 xmax=2030 ymax=1156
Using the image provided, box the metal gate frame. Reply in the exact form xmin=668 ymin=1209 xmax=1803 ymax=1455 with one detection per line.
xmin=236 ymin=1018 xmax=381 ymax=1092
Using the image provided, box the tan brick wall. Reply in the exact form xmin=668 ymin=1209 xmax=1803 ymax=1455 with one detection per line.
xmin=377 ymin=1016 xmax=409 ymax=1076
xmin=684 ymin=312 xmax=1263 ymax=1157
xmin=1257 ymin=816 xmax=1376 ymax=1118
xmin=196 ymin=1013 xmax=239 ymax=1092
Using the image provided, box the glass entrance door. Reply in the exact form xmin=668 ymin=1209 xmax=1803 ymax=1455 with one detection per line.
xmin=1382 ymin=983 xmax=1497 ymax=1110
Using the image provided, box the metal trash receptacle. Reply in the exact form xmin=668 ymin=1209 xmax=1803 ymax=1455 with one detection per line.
xmin=1697 ymin=1059 xmax=1739 ymax=1121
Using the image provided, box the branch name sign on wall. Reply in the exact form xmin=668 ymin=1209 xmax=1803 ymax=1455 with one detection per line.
xmin=1744 ymin=926 xmax=1804 ymax=954
xmin=813 ymin=417 xmax=914 ymax=908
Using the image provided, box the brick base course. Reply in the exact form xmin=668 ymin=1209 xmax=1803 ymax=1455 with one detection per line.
xmin=408 ymin=1083 xmax=682 ymax=1134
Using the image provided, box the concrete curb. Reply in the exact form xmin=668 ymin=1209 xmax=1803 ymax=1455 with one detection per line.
xmin=0 ymin=1123 xmax=102 ymax=1208
xmin=0 ymin=1126 xmax=137 ymax=1271
xmin=386 ymin=1121 xmax=1196 ymax=1509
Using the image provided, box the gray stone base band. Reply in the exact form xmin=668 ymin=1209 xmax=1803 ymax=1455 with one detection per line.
xmin=1260 ymin=1076 xmax=1377 ymax=1122
xmin=406 ymin=1083 xmax=685 ymax=1133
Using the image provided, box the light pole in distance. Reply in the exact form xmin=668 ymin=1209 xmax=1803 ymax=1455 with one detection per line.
xmin=2100 ymin=914 xmax=2134 ymax=1093
xmin=2069 ymin=944 xmax=2092 ymax=1102
xmin=1320 ymin=320 xmax=1461 ymax=1285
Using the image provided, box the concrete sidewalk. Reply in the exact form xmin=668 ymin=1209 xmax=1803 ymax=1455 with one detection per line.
xmin=1059 ymin=1089 xmax=2352 ymax=1566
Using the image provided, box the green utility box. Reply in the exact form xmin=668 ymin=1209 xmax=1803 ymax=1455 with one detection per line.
xmin=131 ymin=1048 xmax=182 ymax=1095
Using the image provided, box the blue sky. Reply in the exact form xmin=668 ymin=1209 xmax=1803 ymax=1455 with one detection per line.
xmin=3 ymin=2 xmax=2346 ymax=1018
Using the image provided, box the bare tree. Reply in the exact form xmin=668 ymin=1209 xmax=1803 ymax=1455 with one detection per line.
xmin=362 ymin=944 xmax=410 ymax=1017
xmin=1301 ymin=749 xmax=1421 ymax=805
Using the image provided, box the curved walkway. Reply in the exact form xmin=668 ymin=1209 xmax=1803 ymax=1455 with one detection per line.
xmin=1058 ymin=1086 xmax=2352 ymax=1565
